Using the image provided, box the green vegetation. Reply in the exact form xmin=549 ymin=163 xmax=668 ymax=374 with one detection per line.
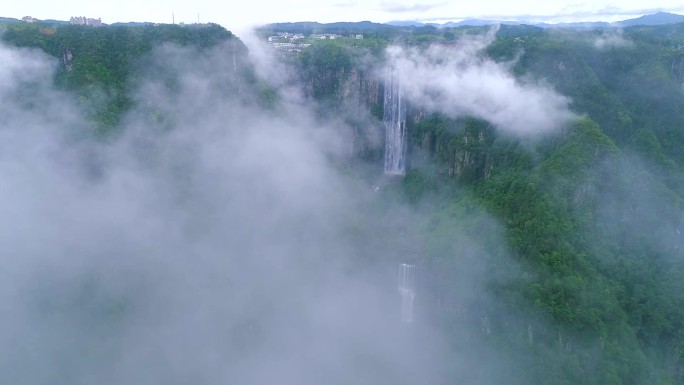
xmin=396 ymin=25 xmax=684 ymax=384
xmin=293 ymin=21 xmax=684 ymax=384
xmin=3 ymin=18 xmax=684 ymax=384
xmin=1 ymin=22 xmax=243 ymax=134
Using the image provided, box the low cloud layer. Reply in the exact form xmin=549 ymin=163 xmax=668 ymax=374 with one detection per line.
xmin=384 ymin=28 xmax=575 ymax=135
xmin=592 ymin=29 xmax=634 ymax=49
xmin=0 ymin=39 xmax=466 ymax=385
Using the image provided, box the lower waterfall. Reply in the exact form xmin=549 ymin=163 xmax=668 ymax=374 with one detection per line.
xmin=398 ymin=263 xmax=417 ymax=323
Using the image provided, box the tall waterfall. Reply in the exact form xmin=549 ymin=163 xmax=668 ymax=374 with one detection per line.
xmin=384 ymin=67 xmax=407 ymax=175
xmin=398 ymin=263 xmax=417 ymax=323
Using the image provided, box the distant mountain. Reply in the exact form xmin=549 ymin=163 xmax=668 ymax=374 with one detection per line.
xmin=549 ymin=21 xmax=611 ymax=28
xmin=386 ymin=18 xmax=528 ymax=28
xmin=261 ymin=20 xmax=398 ymax=36
xmin=387 ymin=11 xmax=684 ymax=29
xmin=455 ymin=19 xmax=526 ymax=27
xmin=0 ymin=17 xmax=70 ymax=25
xmin=613 ymin=11 xmax=684 ymax=27
xmin=267 ymin=21 xmax=390 ymax=30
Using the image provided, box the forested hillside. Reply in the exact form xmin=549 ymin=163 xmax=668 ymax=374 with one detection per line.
xmin=2 ymin=19 xmax=684 ymax=385
xmin=279 ymin=22 xmax=684 ymax=384
xmin=0 ymin=22 xmax=248 ymax=132
xmin=427 ymin=25 xmax=684 ymax=384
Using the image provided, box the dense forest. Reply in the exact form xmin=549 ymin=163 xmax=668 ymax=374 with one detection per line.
xmin=2 ymin=18 xmax=684 ymax=385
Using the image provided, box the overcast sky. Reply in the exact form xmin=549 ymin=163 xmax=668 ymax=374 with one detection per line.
xmin=4 ymin=0 xmax=684 ymax=32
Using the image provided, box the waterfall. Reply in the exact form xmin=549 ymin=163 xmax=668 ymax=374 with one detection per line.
xmin=398 ymin=263 xmax=417 ymax=323
xmin=384 ymin=67 xmax=407 ymax=175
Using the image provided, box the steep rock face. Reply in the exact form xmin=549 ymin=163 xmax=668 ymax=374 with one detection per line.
xmin=300 ymin=57 xmax=497 ymax=180
xmin=62 ymin=48 xmax=73 ymax=71
xmin=342 ymin=68 xmax=384 ymax=163
xmin=300 ymin=59 xmax=496 ymax=179
xmin=339 ymin=67 xmax=382 ymax=116
xmin=302 ymin=67 xmax=347 ymax=100
xmin=673 ymin=56 xmax=684 ymax=89
xmin=297 ymin=54 xmax=386 ymax=163
xmin=299 ymin=60 xmax=382 ymax=114
xmin=297 ymin=44 xmax=353 ymax=101
xmin=409 ymin=114 xmax=495 ymax=181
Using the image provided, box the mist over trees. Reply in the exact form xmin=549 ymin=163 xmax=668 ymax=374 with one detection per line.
xmin=1 ymin=18 xmax=684 ymax=385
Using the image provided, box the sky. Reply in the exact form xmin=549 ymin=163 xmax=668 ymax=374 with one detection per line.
xmin=4 ymin=0 xmax=684 ymax=32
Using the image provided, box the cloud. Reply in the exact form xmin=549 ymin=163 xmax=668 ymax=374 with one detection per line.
xmin=0 ymin=39 xmax=465 ymax=385
xmin=383 ymin=28 xmax=574 ymax=136
xmin=593 ymin=29 xmax=634 ymax=49
xmin=0 ymin=21 xmax=555 ymax=382
xmin=589 ymin=154 xmax=684 ymax=260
